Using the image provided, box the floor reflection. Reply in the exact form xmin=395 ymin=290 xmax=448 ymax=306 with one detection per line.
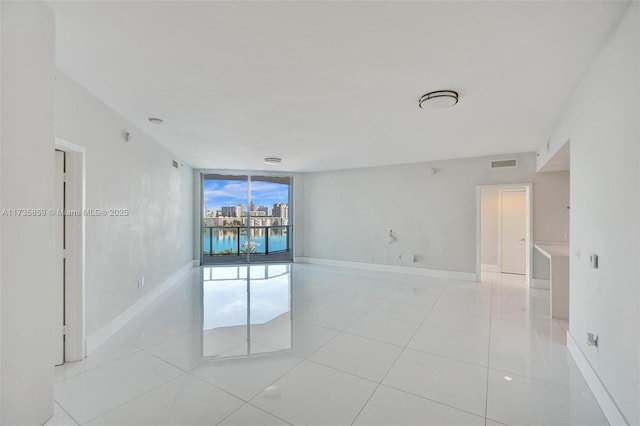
xmin=202 ymin=264 xmax=292 ymax=358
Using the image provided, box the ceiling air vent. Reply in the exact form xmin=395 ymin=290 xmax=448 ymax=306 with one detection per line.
xmin=491 ymin=159 xmax=517 ymax=169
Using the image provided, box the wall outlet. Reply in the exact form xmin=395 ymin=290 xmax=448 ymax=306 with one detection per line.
xmin=397 ymin=253 xmax=402 ymax=260
xmin=589 ymin=254 xmax=599 ymax=269
xmin=137 ymin=277 xmax=145 ymax=288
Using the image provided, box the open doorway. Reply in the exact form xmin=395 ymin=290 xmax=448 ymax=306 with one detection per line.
xmin=477 ymin=184 xmax=532 ymax=285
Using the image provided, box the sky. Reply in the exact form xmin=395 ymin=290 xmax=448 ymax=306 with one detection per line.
xmin=203 ymin=178 xmax=289 ymax=213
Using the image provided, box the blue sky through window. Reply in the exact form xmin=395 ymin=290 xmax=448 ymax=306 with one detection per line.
xmin=203 ymin=178 xmax=289 ymax=213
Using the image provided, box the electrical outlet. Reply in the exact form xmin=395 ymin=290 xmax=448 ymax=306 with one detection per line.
xmin=589 ymin=254 xmax=599 ymax=269
xmin=137 ymin=277 xmax=145 ymax=288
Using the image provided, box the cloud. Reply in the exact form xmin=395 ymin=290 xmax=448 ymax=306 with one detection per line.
xmin=203 ymin=179 xmax=289 ymax=211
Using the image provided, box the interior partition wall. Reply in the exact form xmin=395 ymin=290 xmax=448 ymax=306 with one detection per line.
xmin=201 ymin=173 xmax=293 ymax=264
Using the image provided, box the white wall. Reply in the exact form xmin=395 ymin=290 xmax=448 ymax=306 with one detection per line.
xmin=532 ymin=169 xmax=571 ymax=281
xmin=546 ymin=2 xmax=639 ymax=423
xmin=480 ymin=188 xmax=500 ymax=267
xmin=1 ymin=3 xmax=3 ymax=421
xmin=1 ymin=2 xmax=56 ymax=424
xmin=293 ymin=174 xmax=305 ymax=258
xmin=55 ymin=72 xmax=194 ymax=341
xmin=303 ymin=153 xmax=569 ymax=276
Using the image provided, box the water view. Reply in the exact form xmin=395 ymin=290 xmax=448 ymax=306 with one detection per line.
xmin=202 ymin=227 xmax=290 ymax=255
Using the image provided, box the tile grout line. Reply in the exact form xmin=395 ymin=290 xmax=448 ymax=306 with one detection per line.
xmin=208 ymin=304 xmax=363 ymax=424
xmin=78 ymin=367 xmax=185 ymax=425
xmin=484 ymin=278 xmax=495 ymax=426
xmin=53 ymin=401 xmax=81 ymax=426
xmin=67 ymin=265 xmax=591 ymax=426
xmin=381 ymin=382 xmax=490 ymax=421
xmin=227 ymin=319 xmax=351 ymax=418
xmin=213 ymin=399 xmax=293 ymax=426
xmin=349 ymin=278 xmax=451 ymax=425
xmin=54 ymin=338 xmax=142 ymax=384
xmin=57 ymin=351 xmax=184 ymax=425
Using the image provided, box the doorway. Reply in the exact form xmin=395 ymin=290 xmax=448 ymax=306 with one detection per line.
xmin=201 ymin=174 xmax=293 ymax=264
xmin=477 ymin=184 xmax=532 ymax=285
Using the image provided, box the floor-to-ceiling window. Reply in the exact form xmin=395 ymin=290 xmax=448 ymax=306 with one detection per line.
xmin=202 ymin=174 xmax=292 ymax=264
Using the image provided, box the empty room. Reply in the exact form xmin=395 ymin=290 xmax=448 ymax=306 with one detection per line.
xmin=1 ymin=1 xmax=638 ymax=425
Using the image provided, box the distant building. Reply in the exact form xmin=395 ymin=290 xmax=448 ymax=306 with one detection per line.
xmin=273 ymin=203 xmax=288 ymax=218
xmin=257 ymin=206 xmax=270 ymax=215
xmin=221 ymin=204 xmax=244 ymax=217
xmin=203 ymin=206 xmax=216 ymax=218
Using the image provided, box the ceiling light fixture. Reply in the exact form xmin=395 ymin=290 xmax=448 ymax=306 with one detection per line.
xmin=264 ymin=157 xmax=282 ymax=165
xmin=148 ymin=117 xmax=164 ymax=124
xmin=418 ymin=90 xmax=459 ymax=109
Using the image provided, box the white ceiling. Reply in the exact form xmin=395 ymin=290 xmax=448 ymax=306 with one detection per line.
xmin=51 ymin=1 xmax=629 ymax=172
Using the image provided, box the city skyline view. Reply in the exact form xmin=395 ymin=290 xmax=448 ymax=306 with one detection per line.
xmin=203 ymin=178 xmax=289 ymax=215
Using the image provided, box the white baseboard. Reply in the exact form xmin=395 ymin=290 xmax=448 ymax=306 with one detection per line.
xmin=86 ymin=261 xmax=195 ymax=354
xmin=297 ymin=257 xmax=476 ymax=281
xmin=532 ymin=278 xmax=550 ymax=289
xmin=481 ymin=263 xmax=500 ymax=272
xmin=567 ymin=331 xmax=629 ymax=426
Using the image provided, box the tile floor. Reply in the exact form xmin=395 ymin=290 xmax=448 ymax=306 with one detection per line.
xmin=48 ymin=264 xmax=608 ymax=426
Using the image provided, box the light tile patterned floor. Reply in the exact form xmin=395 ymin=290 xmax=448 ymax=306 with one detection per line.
xmin=48 ymin=264 xmax=607 ymax=425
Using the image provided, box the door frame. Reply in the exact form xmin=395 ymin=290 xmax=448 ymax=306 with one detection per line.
xmin=476 ymin=183 xmax=533 ymax=286
xmin=55 ymin=137 xmax=86 ymax=362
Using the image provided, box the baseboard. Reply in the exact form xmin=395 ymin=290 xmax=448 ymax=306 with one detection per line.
xmin=532 ymin=278 xmax=550 ymax=289
xmin=481 ymin=263 xmax=500 ymax=272
xmin=567 ymin=331 xmax=629 ymax=426
xmin=297 ymin=257 xmax=476 ymax=281
xmin=86 ymin=261 xmax=195 ymax=354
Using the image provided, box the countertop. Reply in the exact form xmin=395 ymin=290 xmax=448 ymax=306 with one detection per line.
xmin=534 ymin=243 xmax=570 ymax=258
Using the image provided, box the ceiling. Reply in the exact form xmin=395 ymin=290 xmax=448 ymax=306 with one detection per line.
xmin=51 ymin=1 xmax=629 ymax=172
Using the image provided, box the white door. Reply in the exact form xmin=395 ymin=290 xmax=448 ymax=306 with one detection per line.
xmin=54 ymin=150 xmax=65 ymax=366
xmin=500 ymin=190 xmax=526 ymax=275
